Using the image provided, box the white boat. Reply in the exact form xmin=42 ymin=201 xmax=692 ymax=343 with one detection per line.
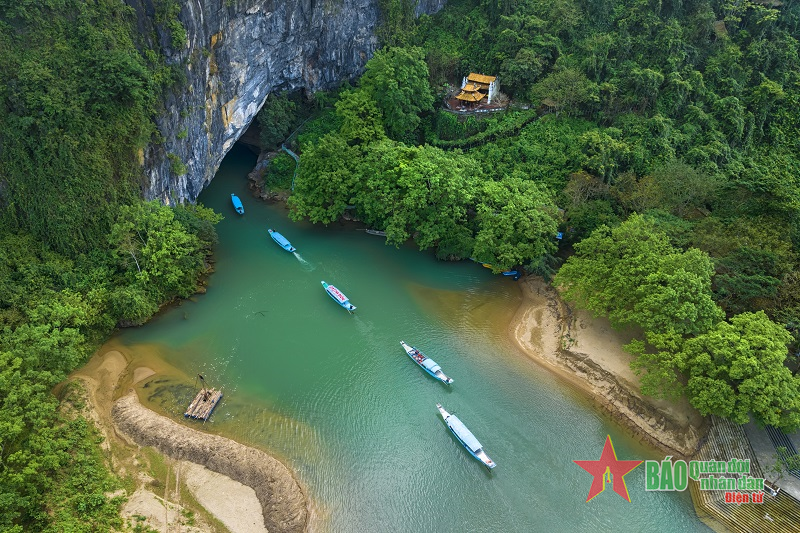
xmin=437 ymin=403 xmax=496 ymax=469
xmin=321 ymin=281 xmax=356 ymax=312
xmin=399 ymin=341 xmax=453 ymax=384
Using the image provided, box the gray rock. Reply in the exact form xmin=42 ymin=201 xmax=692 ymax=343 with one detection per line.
xmin=126 ymin=0 xmax=446 ymax=203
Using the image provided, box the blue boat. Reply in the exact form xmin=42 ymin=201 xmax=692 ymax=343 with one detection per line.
xmin=399 ymin=341 xmax=453 ymax=384
xmin=437 ymin=403 xmax=496 ymax=469
xmin=231 ymin=194 xmax=244 ymax=214
xmin=321 ymin=281 xmax=356 ymax=312
xmin=268 ymin=228 xmax=296 ymax=252
xmin=469 ymin=258 xmax=520 ymax=280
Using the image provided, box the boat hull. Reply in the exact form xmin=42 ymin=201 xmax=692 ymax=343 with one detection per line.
xmin=268 ymin=229 xmax=296 ymax=252
xmin=399 ymin=341 xmax=453 ymax=384
xmin=436 ymin=403 xmax=496 ymax=469
xmin=321 ymin=281 xmax=356 ymax=312
xmin=231 ymin=194 xmax=244 ymax=215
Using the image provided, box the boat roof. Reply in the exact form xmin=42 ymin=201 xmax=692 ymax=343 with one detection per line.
xmin=271 ymin=231 xmax=291 ymax=247
xmin=422 ymin=359 xmax=440 ymax=372
xmin=448 ymin=415 xmax=482 ymax=452
xmin=326 ymin=284 xmax=348 ymax=303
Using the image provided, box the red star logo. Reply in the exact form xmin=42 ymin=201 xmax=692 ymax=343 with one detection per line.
xmin=574 ymin=435 xmax=643 ymax=502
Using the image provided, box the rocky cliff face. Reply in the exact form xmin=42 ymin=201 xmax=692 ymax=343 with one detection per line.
xmin=127 ymin=0 xmax=446 ymax=203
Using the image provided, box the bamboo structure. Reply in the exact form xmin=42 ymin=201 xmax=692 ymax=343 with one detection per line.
xmin=184 ymin=387 xmax=223 ymax=420
xmin=689 ymin=416 xmax=800 ymax=532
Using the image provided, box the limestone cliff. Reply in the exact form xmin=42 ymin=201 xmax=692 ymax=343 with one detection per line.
xmin=127 ymin=0 xmax=446 ymax=203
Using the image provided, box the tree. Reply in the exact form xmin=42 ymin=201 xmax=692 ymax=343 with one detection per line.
xmin=528 ymin=68 xmax=598 ymax=116
xmin=678 ymin=311 xmax=800 ymax=431
xmin=256 ymin=92 xmax=297 ymax=149
xmin=288 ymin=133 xmax=364 ymax=224
xmin=356 ymin=141 xmax=480 ymax=256
xmin=359 ymin=46 xmax=434 ymax=142
xmin=555 ymin=214 xmax=724 ymax=397
xmin=334 ymin=89 xmax=387 ymax=145
xmin=472 ymin=176 xmax=559 ymax=272
xmin=108 ymin=201 xmax=207 ymax=300
xmin=555 ymin=214 xmax=723 ymax=334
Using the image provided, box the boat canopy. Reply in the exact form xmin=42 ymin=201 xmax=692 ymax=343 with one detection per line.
xmin=271 ymin=231 xmax=291 ymax=247
xmin=447 ymin=415 xmax=483 ymax=452
xmin=326 ymin=285 xmax=348 ymax=303
xmin=422 ymin=359 xmax=441 ymax=372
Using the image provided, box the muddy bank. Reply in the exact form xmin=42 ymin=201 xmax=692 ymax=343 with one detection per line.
xmin=511 ymin=276 xmax=707 ymax=458
xmin=112 ymin=391 xmax=308 ymax=533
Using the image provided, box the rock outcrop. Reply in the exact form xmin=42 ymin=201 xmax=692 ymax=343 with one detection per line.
xmin=126 ymin=0 xmax=446 ymax=203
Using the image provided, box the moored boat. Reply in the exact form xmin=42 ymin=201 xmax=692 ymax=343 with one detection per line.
xmin=399 ymin=341 xmax=453 ymax=384
xmin=436 ymin=403 xmax=496 ymax=469
xmin=231 ymin=194 xmax=244 ymax=214
xmin=268 ymin=228 xmax=296 ymax=252
xmin=321 ymin=281 xmax=356 ymax=312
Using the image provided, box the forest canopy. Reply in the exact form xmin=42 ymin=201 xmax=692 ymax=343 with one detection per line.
xmin=285 ymin=0 xmax=800 ymax=430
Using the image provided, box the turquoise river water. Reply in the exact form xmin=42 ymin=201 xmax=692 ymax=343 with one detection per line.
xmin=110 ymin=145 xmax=712 ymax=532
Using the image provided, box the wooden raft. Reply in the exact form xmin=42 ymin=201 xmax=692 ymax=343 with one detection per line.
xmin=184 ymin=388 xmax=223 ymax=420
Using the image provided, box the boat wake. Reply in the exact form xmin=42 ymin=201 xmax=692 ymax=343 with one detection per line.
xmin=294 ymin=252 xmax=315 ymax=271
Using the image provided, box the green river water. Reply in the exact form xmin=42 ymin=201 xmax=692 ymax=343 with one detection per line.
xmin=111 ymin=145 xmax=711 ymax=532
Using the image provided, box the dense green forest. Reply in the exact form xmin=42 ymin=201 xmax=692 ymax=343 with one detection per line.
xmin=0 ymin=1 xmax=220 ymax=530
xmin=286 ymin=0 xmax=800 ymax=432
xmin=3 ymin=0 xmax=800 ymax=529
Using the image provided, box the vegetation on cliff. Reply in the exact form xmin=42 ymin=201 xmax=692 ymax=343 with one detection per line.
xmin=0 ymin=1 xmax=219 ymax=530
xmin=288 ymin=0 xmax=800 ymax=431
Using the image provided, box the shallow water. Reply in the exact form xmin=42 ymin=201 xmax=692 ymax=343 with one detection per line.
xmin=111 ymin=145 xmax=710 ymax=532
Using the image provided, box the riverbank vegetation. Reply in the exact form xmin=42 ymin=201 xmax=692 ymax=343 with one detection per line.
xmin=0 ymin=2 xmax=220 ymax=530
xmin=287 ymin=0 xmax=800 ymax=431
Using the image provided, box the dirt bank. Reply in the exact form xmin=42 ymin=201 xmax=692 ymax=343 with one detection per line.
xmin=511 ymin=276 xmax=707 ymax=457
xmin=71 ymin=349 xmax=309 ymax=533
xmin=112 ymin=392 xmax=307 ymax=533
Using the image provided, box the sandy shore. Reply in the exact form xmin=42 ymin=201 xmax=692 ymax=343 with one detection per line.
xmin=510 ymin=276 xmax=707 ymax=457
xmin=71 ymin=349 xmax=309 ymax=533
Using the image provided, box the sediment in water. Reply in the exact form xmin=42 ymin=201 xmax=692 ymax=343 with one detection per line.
xmin=112 ymin=392 xmax=308 ymax=533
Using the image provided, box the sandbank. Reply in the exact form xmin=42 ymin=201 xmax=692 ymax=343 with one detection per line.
xmin=509 ymin=276 xmax=707 ymax=457
xmin=71 ymin=349 xmax=309 ymax=533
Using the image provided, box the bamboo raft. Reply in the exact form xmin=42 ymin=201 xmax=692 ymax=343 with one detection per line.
xmin=184 ymin=388 xmax=223 ymax=420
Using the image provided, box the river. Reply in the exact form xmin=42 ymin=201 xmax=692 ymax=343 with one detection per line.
xmin=112 ymin=145 xmax=711 ymax=532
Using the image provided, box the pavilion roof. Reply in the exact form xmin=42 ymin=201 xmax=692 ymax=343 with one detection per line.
xmin=467 ymin=73 xmax=496 ymax=85
xmin=456 ymin=90 xmax=485 ymax=102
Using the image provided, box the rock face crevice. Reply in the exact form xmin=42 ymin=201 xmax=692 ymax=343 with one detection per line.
xmin=126 ymin=0 xmax=446 ymax=203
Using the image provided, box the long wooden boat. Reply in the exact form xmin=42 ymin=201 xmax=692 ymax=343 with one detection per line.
xmin=231 ymin=194 xmax=244 ymax=214
xmin=399 ymin=341 xmax=453 ymax=384
xmin=437 ymin=403 xmax=496 ymax=469
xmin=321 ymin=281 xmax=356 ymax=312
xmin=268 ymin=228 xmax=296 ymax=252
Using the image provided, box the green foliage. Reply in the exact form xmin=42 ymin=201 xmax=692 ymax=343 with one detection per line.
xmin=264 ymin=153 xmax=297 ymax=189
xmin=556 ymin=214 xmax=724 ymax=397
xmin=168 ymin=153 xmax=188 ymax=176
xmin=473 ymin=177 xmax=559 ymax=271
xmin=108 ymin=200 xmax=215 ymax=301
xmin=529 ymin=69 xmax=599 ymax=116
xmin=360 ymin=46 xmax=434 ymax=142
xmin=335 ymin=89 xmax=387 ymax=144
xmin=556 ymin=214 xmax=723 ymax=335
xmin=155 ymin=0 xmax=187 ymax=49
xmin=0 ymin=0 xmax=158 ymax=255
xmin=256 ymin=92 xmax=298 ymax=149
xmin=678 ymin=311 xmax=800 ymax=431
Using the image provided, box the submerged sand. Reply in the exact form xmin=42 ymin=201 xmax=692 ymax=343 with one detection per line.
xmin=71 ymin=349 xmax=309 ymax=533
xmin=70 ymin=272 xmax=708 ymax=532
xmin=510 ymin=276 xmax=706 ymax=457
